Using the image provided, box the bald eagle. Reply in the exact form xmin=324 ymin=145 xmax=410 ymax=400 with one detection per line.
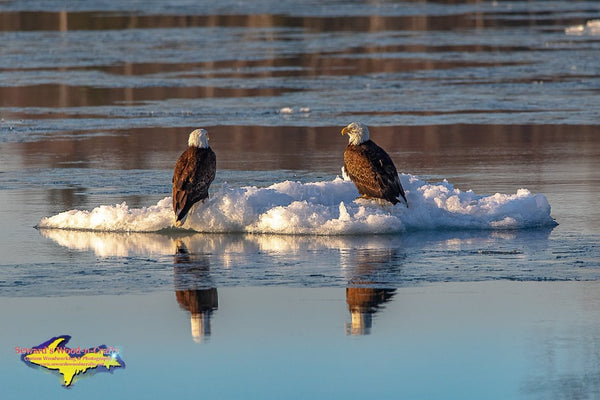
xmin=172 ymin=129 xmax=216 ymax=226
xmin=341 ymin=122 xmax=408 ymax=206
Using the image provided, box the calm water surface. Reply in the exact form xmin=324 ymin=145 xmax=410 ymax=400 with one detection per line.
xmin=1 ymin=1 xmax=600 ymax=398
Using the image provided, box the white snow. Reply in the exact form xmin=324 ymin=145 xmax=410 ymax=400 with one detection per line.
xmin=565 ymin=20 xmax=600 ymax=35
xmin=37 ymin=174 xmax=556 ymax=235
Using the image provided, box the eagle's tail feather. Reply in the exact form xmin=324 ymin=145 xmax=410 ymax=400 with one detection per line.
xmin=398 ymin=192 xmax=408 ymax=208
xmin=175 ymin=196 xmax=209 ymax=227
xmin=175 ymin=204 xmax=192 ymax=227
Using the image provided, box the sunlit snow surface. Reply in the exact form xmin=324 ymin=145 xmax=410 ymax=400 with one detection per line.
xmin=37 ymin=174 xmax=556 ymax=234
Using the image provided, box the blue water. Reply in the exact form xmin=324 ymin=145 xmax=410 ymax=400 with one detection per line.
xmin=4 ymin=283 xmax=600 ymax=399
xmin=1 ymin=1 xmax=600 ymax=398
xmin=2 ymin=1 xmax=600 ymax=138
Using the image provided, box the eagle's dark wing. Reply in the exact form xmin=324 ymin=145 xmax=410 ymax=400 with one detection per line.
xmin=172 ymin=147 xmax=216 ymax=223
xmin=344 ymin=140 xmax=407 ymax=206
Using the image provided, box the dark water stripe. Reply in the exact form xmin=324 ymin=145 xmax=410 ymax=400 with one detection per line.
xmin=339 ymin=109 xmax=572 ymax=116
xmin=0 ymin=84 xmax=298 ymax=108
xmin=4 ymin=108 xmax=562 ymax=121
xmin=5 ymin=124 xmax=599 ymax=171
xmin=0 ymin=10 xmax=591 ymax=32
xmin=0 ymin=54 xmax=529 ymax=75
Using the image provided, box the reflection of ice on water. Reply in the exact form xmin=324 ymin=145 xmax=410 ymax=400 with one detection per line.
xmin=37 ymin=229 xmax=176 ymax=257
xmin=38 ymin=228 xmax=412 ymax=259
xmin=38 ymin=227 xmax=557 ymax=287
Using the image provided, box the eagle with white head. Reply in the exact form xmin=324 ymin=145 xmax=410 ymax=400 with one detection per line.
xmin=172 ymin=129 xmax=216 ymax=226
xmin=341 ymin=122 xmax=408 ymax=206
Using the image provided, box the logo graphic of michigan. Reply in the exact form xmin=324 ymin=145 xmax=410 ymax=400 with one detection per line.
xmin=20 ymin=335 xmax=125 ymax=387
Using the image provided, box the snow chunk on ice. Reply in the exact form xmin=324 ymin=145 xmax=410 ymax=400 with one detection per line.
xmin=565 ymin=20 xmax=600 ymax=35
xmin=279 ymin=107 xmax=311 ymax=114
xmin=37 ymin=174 xmax=557 ymax=235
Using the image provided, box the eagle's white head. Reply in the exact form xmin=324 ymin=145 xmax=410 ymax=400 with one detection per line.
xmin=341 ymin=122 xmax=370 ymax=145
xmin=188 ymin=128 xmax=210 ymax=148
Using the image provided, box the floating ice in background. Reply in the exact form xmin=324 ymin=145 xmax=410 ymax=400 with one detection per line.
xmin=279 ymin=107 xmax=311 ymax=115
xmin=37 ymin=174 xmax=557 ymax=234
xmin=565 ymin=20 xmax=600 ymax=35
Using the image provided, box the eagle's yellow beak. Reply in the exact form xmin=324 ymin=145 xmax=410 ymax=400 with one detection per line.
xmin=206 ymin=133 xmax=210 ymax=140
xmin=341 ymin=127 xmax=349 ymax=136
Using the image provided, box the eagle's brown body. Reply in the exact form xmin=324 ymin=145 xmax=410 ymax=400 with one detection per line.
xmin=172 ymin=146 xmax=216 ymax=224
xmin=344 ymin=140 xmax=407 ymax=206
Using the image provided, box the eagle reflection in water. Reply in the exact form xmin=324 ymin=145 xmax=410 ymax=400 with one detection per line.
xmin=345 ymin=248 xmax=399 ymax=335
xmin=173 ymin=240 xmax=218 ymax=343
